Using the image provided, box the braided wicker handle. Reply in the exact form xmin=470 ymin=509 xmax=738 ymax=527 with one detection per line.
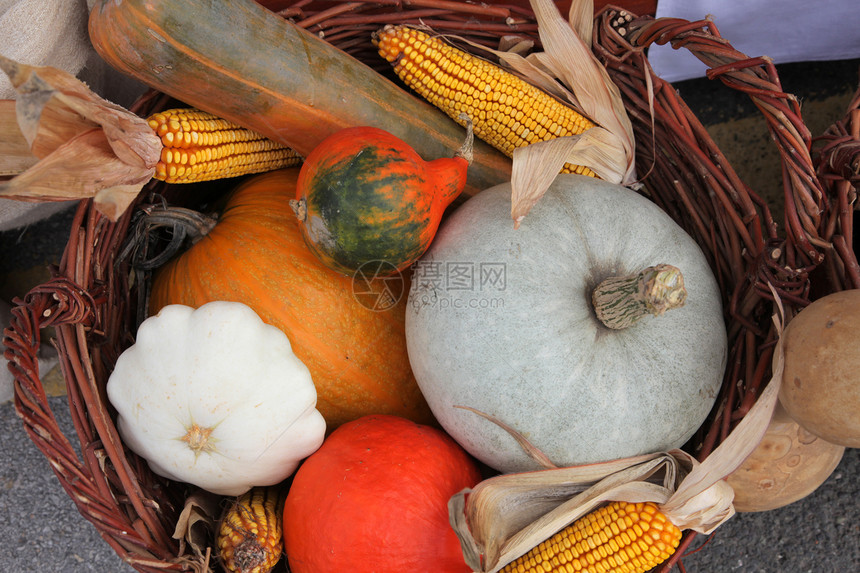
xmin=596 ymin=6 xmax=832 ymax=412
xmin=2 ymin=200 xmax=185 ymax=572
xmin=814 ymin=81 xmax=860 ymax=290
xmin=600 ymin=8 xmax=827 ymax=279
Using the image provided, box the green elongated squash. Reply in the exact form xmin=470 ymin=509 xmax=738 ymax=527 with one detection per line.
xmin=87 ymin=0 xmax=511 ymax=197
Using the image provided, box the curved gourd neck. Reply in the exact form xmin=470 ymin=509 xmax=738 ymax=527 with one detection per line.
xmin=592 ymin=264 xmax=687 ymax=330
xmin=427 ymin=113 xmax=474 ymax=206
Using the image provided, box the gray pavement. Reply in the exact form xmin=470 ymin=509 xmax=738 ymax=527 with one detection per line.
xmin=1 ymin=396 xmax=132 ymax=572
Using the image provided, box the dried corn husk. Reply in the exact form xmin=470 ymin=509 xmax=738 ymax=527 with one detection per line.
xmin=0 ymin=56 xmax=160 ymax=220
xmin=171 ymin=490 xmax=220 ymax=573
xmin=458 ymin=0 xmax=636 ymax=226
xmin=0 ymin=100 xmax=37 ymax=176
xmin=449 ymin=308 xmax=785 ymax=573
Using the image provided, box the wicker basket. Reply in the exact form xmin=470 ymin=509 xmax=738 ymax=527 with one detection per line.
xmin=4 ymin=2 xmax=858 ymax=572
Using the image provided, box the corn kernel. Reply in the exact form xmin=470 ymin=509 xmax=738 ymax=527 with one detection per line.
xmin=497 ymin=501 xmax=682 ymax=573
xmin=374 ymin=24 xmax=597 ymax=177
xmin=146 ymin=108 xmax=302 ymax=184
xmin=216 ymin=486 xmax=284 ymax=573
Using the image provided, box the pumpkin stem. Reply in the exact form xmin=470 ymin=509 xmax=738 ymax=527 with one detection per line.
xmin=592 ymin=264 xmax=687 ymax=330
xmin=426 ymin=114 xmax=474 ymax=207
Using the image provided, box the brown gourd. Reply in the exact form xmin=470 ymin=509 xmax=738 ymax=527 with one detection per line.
xmin=726 ymin=403 xmax=844 ymax=512
xmin=779 ymin=289 xmax=860 ymax=447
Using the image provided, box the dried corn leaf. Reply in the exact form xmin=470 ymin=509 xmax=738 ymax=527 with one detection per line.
xmin=530 ymin=0 xmax=634 ymax=159
xmin=2 ymin=127 xmax=152 ymax=218
xmin=511 ymin=128 xmax=627 ymax=227
xmin=455 ymin=405 xmax=558 ymax=470
xmin=172 ymin=489 xmax=220 ymax=572
xmin=450 ymin=310 xmax=785 ymax=573
xmin=458 ymin=0 xmax=636 ymax=225
xmin=0 ymin=100 xmax=37 ymax=176
xmin=566 ymin=0 xmax=594 ymax=48
xmin=660 ymin=305 xmax=786 ymax=528
xmin=450 ymin=451 xmax=679 ymax=572
xmin=0 ymin=56 xmax=160 ymax=220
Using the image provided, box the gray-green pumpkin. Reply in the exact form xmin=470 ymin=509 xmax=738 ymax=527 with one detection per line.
xmin=405 ymin=174 xmax=727 ymax=473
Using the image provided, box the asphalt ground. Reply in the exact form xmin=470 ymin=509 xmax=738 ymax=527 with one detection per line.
xmin=2 ymin=57 xmax=859 ymax=573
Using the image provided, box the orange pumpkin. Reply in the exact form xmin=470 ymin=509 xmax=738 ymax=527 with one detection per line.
xmin=282 ymin=415 xmax=481 ymax=572
xmin=149 ymin=168 xmax=434 ymax=429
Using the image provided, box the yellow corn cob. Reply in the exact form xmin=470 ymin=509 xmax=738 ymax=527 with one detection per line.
xmin=500 ymin=501 xmax=682 ymax=573
xmin=216 ymin=486 xmax=285 ymax=573
xmin=147 ymin=108 xmax=302 ymax=184
xmin=373 ymin=25 xmax=597 ymax=177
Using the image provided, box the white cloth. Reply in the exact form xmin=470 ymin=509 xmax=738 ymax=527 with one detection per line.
xmin=0 ymin=0 xmax=91 ymax=98
xmin=0 ymin=0 xmax=147 ymax=231
xmin=648 ymin=0 xmax=860 ymax=83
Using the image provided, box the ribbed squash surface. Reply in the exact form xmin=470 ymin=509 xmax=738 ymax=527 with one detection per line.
xmin=149 ymin=168 xmax=433 ymax=429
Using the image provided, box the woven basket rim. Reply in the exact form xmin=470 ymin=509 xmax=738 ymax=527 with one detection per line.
xmin=4 ymin=2 xmax=858 ymax=572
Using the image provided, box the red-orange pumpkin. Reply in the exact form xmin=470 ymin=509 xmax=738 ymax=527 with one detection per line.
xmin=149 ymin=168 xmax=434 ymax=429
xmin=291 ymin=126 xmax=470 ymax=276
xmin=282 ymin=415 xmax=481 ymax=572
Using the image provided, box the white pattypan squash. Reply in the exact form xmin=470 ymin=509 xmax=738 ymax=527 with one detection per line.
xmin=107 ymin=301 xmax=326 ymax=495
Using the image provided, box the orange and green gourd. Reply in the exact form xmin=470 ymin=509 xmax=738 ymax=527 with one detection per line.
xmin=290 ymin=124 xmax=472 ymax=276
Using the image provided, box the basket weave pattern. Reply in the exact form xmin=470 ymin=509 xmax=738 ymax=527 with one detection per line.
xmin=3 ymin=2 xmax=858 ymax=572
